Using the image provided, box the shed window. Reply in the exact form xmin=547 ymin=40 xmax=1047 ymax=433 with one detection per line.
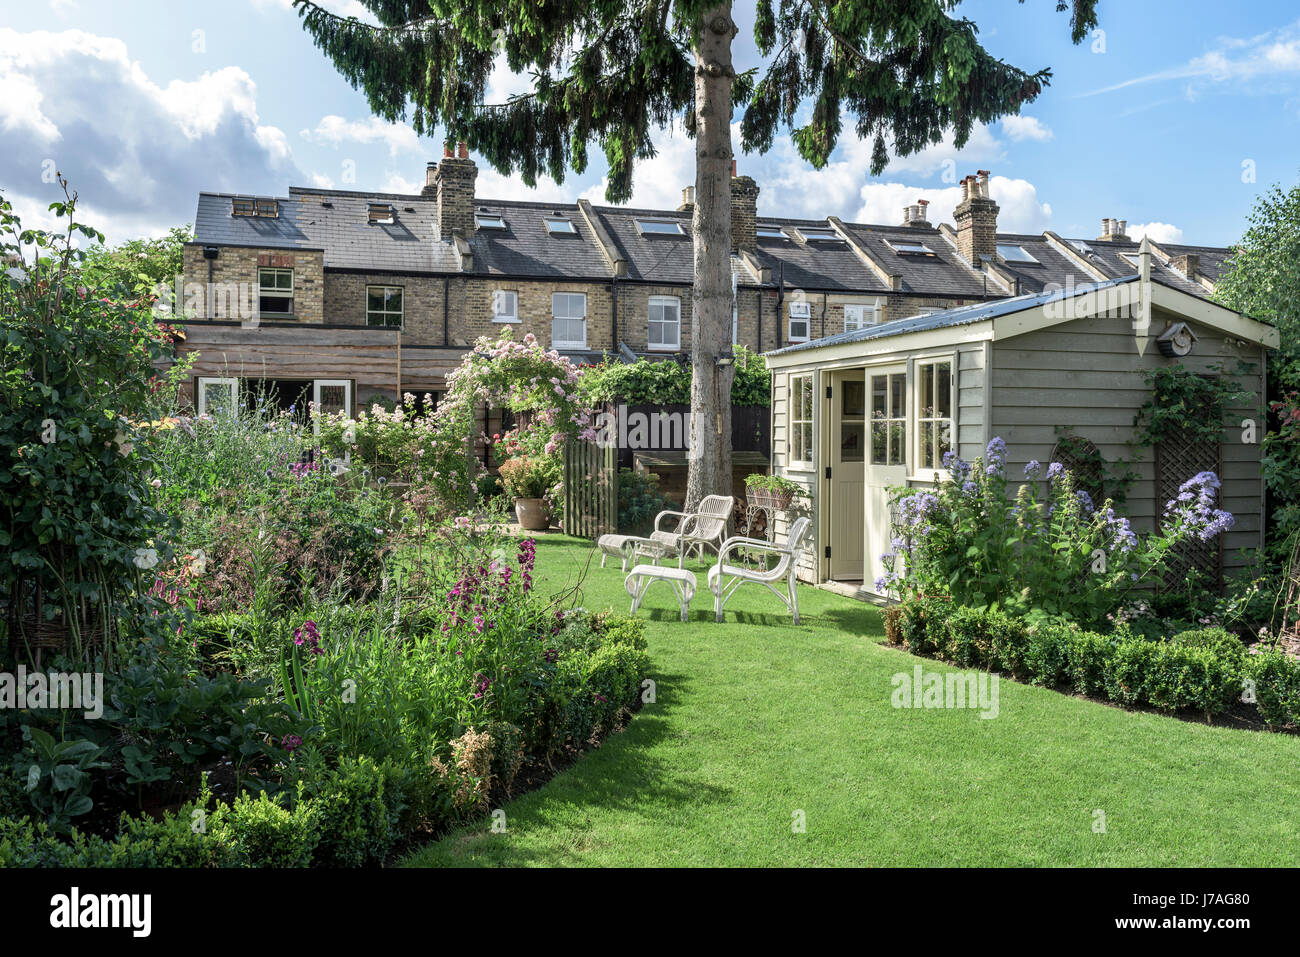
xmin=870 ymin=372 xmax=906 ymax=466
xmin=648 ymin=295 xmax=680 ymax=350
xmin=258 ymin=268 xmax=294 ymax=316
xmin=366 ymin=285 xmax=403 ymax=327
xmin=789 ymin=374 xmax=814 ymax=466
xmin=916 ymin=360 xmax=953 ymax=471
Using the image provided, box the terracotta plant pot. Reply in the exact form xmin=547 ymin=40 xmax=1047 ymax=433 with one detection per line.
xmin=514 ymin=497 xmax=550 ymax=530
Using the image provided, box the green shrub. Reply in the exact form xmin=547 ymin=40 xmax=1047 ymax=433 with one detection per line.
xmin=1250 ymin=649 xmax=1300 ymax=728
xmin=109 ymin=806 xmax=240 ymax=868
xmin=1172 ymin=627 xmax=1247 ymax=661
xmin=1104 ymin=637 xmax=1159 ymax=705
xmin=898 ymin=595 xmax=948 ymax=657
xmin=1146 ymin=642 xmax=1244 ymax=718
xmin=308 ymin=756 xmax=395 ymax=867
xmin=1024 ymin=621 xmax=1074 ymax=687
xmin=617 ymin=468 xmax=677 ymax=536
xmin=1062 ymin=629 xmax=1114 ymax=697
xmin=0 ymin=817 xmax=82 ymax=867
xmin=212 ymin=790 xmax=320 ymax=867
xmin=583 ymin=643 xmax=650 ymax=729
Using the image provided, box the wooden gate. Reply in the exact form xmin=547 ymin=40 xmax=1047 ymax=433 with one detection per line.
xmin=563 ymin=436 xmax=617 ymax=539
xmin=1155 ymin=432 xmax=1223 ymax=591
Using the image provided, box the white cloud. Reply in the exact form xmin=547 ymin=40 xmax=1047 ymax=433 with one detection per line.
xmin=580 ymin=122 xmax=696 ymax=209
xmin=1126 ymin=221 xmax=1184 ymax=244
xmin=0 ymin=28 xmax=300 ymax=243
xmin=250 ymin=0 xmax=373 ymax=20
xmin=851 ymin=175 xmax=1051 ymax=233
xmin=1000 ymin=115 xmax=1053 ymax=142
xmin=1085 ymin=19 xmax=1300 ymax=96
xmin=302 ymin=115 xmax=420 ymax=157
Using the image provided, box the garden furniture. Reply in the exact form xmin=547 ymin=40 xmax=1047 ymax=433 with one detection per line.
xmin=707 ymin=516 xmax=812 ymax=624
xmin=624 ymin=564 xmax=698 ymax=622
xmin=597 ymin=533 xmax=676 ymax=571
xmin=650 ymin=495 xmax=734 ymax=567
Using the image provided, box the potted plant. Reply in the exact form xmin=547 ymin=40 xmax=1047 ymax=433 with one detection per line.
xmin=744 ymin=473 xmax=804 ymax=511
xmin=498 ymin=455 xmax=557 ymax=530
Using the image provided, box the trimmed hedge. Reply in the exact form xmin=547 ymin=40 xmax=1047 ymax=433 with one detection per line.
xmin=888 ymin=598 xmax=1300 ymax=727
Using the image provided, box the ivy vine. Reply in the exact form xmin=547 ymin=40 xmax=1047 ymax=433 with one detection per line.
xmin=1133 ymin=363 xmax=1254 ymax=447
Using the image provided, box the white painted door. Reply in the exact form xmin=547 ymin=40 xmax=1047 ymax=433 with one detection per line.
xmin=865 ymin=366 xmax=908 ymax=595
xmin=196 ymin=376 xmax=238 ymax=416
xmin=828 ymin=371 xmax=866 ymax=580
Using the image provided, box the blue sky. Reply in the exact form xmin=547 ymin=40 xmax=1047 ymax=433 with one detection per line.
xmin=2 ymin=0 xmax=1298 ymax=246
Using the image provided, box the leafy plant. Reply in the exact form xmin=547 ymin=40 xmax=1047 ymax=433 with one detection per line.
xmin=498 ymin=455 xmax=557 ymax=499
xmin=16 ymin=727 xmax=108 ymax=832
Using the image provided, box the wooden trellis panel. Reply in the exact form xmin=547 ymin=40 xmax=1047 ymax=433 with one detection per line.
xmin=1155 ymin=432 xmax=1223 ymax=591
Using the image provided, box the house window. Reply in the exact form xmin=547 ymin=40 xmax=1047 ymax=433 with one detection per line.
xmin=366 ymin=285 xmax=403 ymax=328
xmin=197 ymin=376 xmax=239 ymax=416
xmin=844 ymin=303 xmax=878 ymax=332
xmin=551 ymin=292 xmax=587 ymax=349
xmin=476 ymin=213 xmax=506 ymax=229
xmin=789 ymin=374 xmax=814 ymax=466
xmin=870 ymin=372 xmax=907 ymax=466
xmin=493 ymin=290 xmax=519 ymax=323
xmin=648 ymin=295 xmax=680 ymax=350
xmin=258 ymin=268 xmax=293 ymax=316
xmin=916 ymin=361 xmax=953 ymax=471
xmin=788 ymin=301 xmax=810 ymax=342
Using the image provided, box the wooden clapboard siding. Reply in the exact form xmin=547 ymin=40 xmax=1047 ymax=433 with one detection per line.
xmin=956 ymin=343 xmax=987 ymax=462
xmin=989 ymin=311 xmax=1266 ymax=572
xmin=177 ymin=321 xmax=463 ymax=397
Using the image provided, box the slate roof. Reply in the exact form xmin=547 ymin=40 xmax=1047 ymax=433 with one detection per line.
xmin=768 ymin=276 xmax=1140 ymax=357
xmin=191 ymin=184 xmax=1231 ymax=303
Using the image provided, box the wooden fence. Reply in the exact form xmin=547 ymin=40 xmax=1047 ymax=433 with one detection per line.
xmin=562 ymin=436 xmax=617 ymax=539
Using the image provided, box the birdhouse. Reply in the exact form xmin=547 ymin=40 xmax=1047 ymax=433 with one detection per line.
xmin=1156 ymin=321 xmax=1198 ymax=358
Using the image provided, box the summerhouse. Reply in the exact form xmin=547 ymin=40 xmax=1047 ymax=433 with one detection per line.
xmin=764 ymin=244 xmax=1279 ymax=596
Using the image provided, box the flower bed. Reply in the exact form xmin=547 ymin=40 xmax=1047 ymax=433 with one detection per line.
xmin=884 ymin=596 xmax=1300 ymax=728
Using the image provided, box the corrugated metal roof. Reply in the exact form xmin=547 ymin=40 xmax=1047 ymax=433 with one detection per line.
xmin=766 ymin=275 xmax=1139 ymax=356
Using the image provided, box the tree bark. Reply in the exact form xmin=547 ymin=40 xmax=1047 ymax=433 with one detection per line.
xmin=685 ymin=2 xmax=737 ymax=513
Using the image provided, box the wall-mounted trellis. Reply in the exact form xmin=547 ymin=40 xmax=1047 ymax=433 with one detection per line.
xmin=1154 ymin=431 xmax=1223 ymax=592
xmin=1048 ymin=435 xmax=1107 ymax=507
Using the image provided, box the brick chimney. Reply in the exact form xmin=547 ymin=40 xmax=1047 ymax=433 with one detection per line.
xmin=954 ymin=171 xmax=999 ymax=262
xmin=730 ymin=159 xmax=760 ymax=253
xmin=431 ymin=141 xmax=478 ymax=240
xmin=1171 ymin=253 xmax=1200 ymax=282
xmin=1096 ymin=217 xmax=1130 ymax=242
xmin=902 ymin=198 xmax=932 ymax=228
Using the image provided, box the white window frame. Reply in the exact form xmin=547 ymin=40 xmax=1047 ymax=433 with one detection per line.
xmin=732 ymin=300 xmax=739 ymax=345
xmin=551 ymin=292 xmax=587 ymax=349
xmin=636 ymin=219 xmax=684 ymax=236
xmin=647 ymin=295 xmax=681 ymax=351
xmin=475 ymin=213 xmax=506 ymax=229
xmin=789 ymin=373 xmax=814 ymax=468
xmin=914 ymin=358 xmax=954 ymax=475
xmin=869 ymin=371 xmax=908 ymax=467
xmin=545 ymin=217 xmax=576 ymax=234
xmin=843 ymin=302 xmax=879 ymax=332
xmin=197 ymin=376 xmax=239 ymax=416
xmin=312 ymin=379 xmax=353 ymax=435
xmin=258 ymin=267 xmax=294 ymax=317
xmin=492 ymin=289 xmax=520 ymax=323
xmin=365 ymin=284 xmax=404 ymax=328
xmin=788 ymin=301 xmax=811 ymax=343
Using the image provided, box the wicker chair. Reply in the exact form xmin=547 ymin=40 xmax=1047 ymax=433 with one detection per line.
xmin=650 ymin=495 xmax=734 ymax=567
xmin=707 ymin=516 xmax=811 ymax=624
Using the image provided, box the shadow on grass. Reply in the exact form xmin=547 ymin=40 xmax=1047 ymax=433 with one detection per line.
xmin=403 ymin=667 xmax=733 ymax=867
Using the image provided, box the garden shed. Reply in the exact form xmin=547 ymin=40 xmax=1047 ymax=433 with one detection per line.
xmin=764 ymin=245 xmax=1279 ymax=596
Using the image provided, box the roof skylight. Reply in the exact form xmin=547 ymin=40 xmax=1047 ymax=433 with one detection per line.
xmin=545 ymin=217 xmax=577 ymax=234
xmin=997 ymin=244 xmax=1038 ymax=263
xmin=368 ymin=203 xmax=395 ymax=224
xmin=799 ymin=227 xmax=841 ymax=241
xmin=232 ymin=197 xmax=279 ymax=218
xmin=637 ymin=219 xmax=684 ymax=236
xmin=475 ymin=213 xmax=506 ymax=229
xmin=757 ymin=226 xmax=788 ymax=239
xmin=888 ymin=240 xmax=935 ymax=256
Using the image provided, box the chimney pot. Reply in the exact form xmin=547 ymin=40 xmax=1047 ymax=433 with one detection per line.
xmin=457 ymin=141 xmax=469 ymax=159
xmin=443 ymin=145 xmax=453 ymax=159
xmin=730 ymin=159 xmax=737 ymax=177
xmin=955 ymin=171 xmax=999 ymax=260
xmin=680 ymin=186 xmax=696 ymax=210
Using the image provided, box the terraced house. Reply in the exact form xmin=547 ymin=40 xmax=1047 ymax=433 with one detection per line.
xmin=177 ymin=148 xmax=1235 ymax=423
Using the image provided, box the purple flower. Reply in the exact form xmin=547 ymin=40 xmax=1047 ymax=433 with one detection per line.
xmin=1046 ymin=462 xmax=1066 ymax=482
xmin=282 ymin=734 xmax=303 ymax=752
xmin=1024 ymin=460 xmax=1041 ymax=479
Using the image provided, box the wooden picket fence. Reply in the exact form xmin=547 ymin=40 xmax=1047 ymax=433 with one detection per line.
xmin=562 ymin=435 xmax=617 ymax=539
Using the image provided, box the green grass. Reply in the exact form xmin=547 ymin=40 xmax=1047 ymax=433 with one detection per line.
xmin=404 ymin=535 xmax=1300 ymax=867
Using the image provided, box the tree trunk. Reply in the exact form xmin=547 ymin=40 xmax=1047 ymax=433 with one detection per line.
xmin=685 ymin=2 xmax=737 ymax=513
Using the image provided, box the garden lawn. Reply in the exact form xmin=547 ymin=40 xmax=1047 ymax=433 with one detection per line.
xmin=404 ymin=535 xmax=1300 ymax=867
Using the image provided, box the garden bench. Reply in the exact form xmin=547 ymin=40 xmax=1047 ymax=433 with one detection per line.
xmin=624 ymin=564 xmax=698 ymax=622
xmin=596 ymin=533 xmax=675 ymax=572
xmin=707 ymin=516 xmax=812 ymax=625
